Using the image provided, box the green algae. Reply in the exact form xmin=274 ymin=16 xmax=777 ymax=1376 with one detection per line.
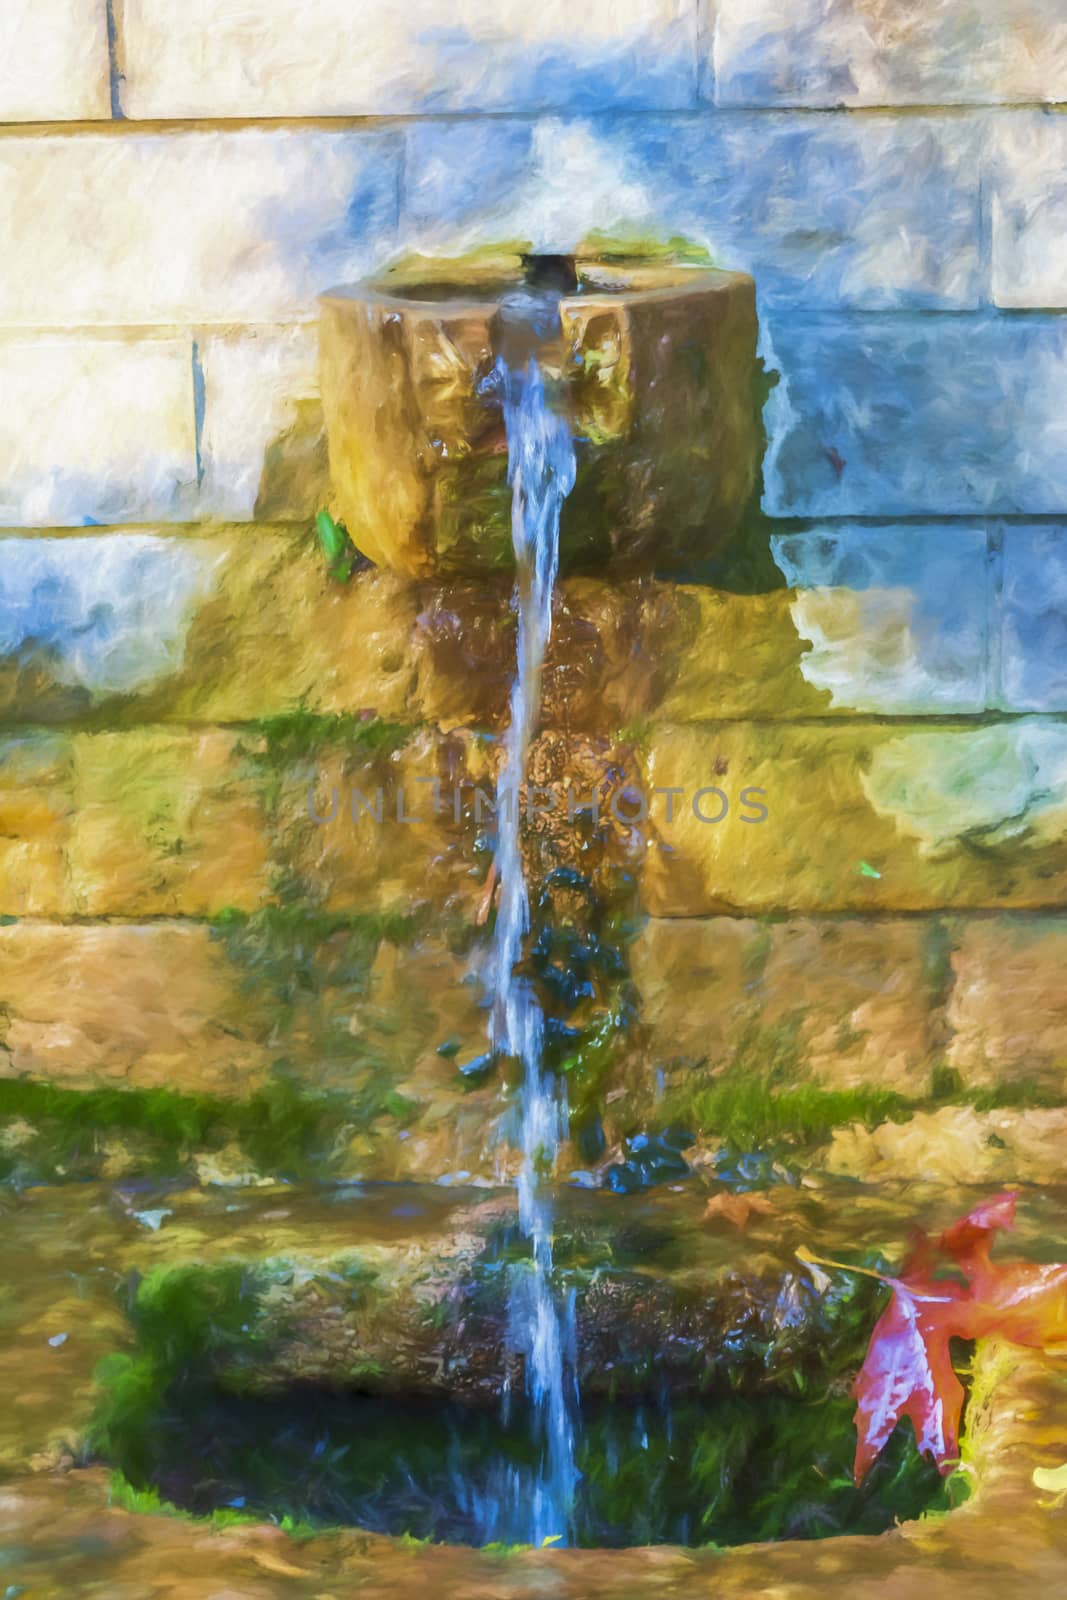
xmin=0 ymin=1071 xmax=415 ymax=1187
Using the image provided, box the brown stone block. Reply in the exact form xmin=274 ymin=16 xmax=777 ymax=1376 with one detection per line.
xmin=632 ymin=915 xmax=936 ymax=1095
xmin=0 ymin=734 xmax=75 ymax=917
xmin=640 ymin=720 xmax=1067 ymax=914
xmin=946 ymin=916 xmax=1067 ymax=1087
xmin=69 ymin=728 xmax=270 ymax=916
xmin=0 ymin=923 xmax=268 ymax=1094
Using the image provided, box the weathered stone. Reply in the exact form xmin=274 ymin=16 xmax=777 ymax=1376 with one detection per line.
xmin=0 ymin=131 xmax=401 ymax=328
xmin=640 ymin=719 xmax=1067 ymax=915
xmin=68 ymin=729 xmax=271 ymax=917
xmin=763 ymin=314 xmax=1067 ymax=518
xmin=319 ymin=256 xmax=760 ymax=576
xmin=760 ymin=919 xmax=938 ymax=1094
xmin=118 ymin=0 xmax=701 ymax=117
xmin=0 ymin=924 xmax=268 ymax=1094
xmin=947 ymin=917 xmax=1067 ymax=1087
xmin=0 ymin=338 xmax=196 ymax=527
xmin=403 ymin=114 xmax=982 ymax=311
xmin=824 ymin=1105 xmax=1067 ymax=1186
xmin=998 ymin=525 xmax=1067 ymax=712
xmin=633 ymin=916 xmax=939 ymax=1096
xmin=0 ymin=0 xmax=110 ymax=120
xmin=0 ymin=733 xmax=75 ymax=917
xmin=714 ymin=0 xmax=1067 ymax=105
xmin=196 ymin=327 xmax=327 ymax=522
xmin=0 ymin=534 xmax=419 ymax=725
xmin=769 ymin=525 xmax=989 ymax=714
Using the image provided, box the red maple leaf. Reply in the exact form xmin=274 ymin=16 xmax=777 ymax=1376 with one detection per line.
xmin=801 ymin=1192 xmax=1067 ymax=1483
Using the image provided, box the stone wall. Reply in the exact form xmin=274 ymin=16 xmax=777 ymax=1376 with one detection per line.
xmin=3 ymin=2 xmax=1067 ymax=1183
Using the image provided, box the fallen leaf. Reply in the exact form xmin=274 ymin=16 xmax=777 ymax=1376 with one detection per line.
xmin=703 ymin=1192 xmax=774 ymax=1231
xmin=801 ymin=1191 xmax=1067 ymax=1482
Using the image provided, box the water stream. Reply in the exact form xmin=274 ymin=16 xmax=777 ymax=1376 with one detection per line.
xmin=481 ymin=297 xmax=579 ymax=1545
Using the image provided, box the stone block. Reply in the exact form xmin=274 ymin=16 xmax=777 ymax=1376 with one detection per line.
xmin=68 ymin=729 xmax=271 ymax=917
xmin=0 ymin=337 xmax=196 ymax=526
xmin=0 ymin=130 xmax=401 ymax=327
xmin=769 ymin=524 xmax=989 ymax=713
xmin=991 ymin=115 xmax=1067 ymax=309
xmin=714 ymin=0 xmax=1067 ymax=106
xmin=119 ymin=0 xmax=701 ymax=117
xmin=0 ymin=0 xmax=110 ymax=120
xmin=946 ymin=916 xmax=1067 ymax=1086
xmin=640 ymin=718 xmax=1067 ymax=914
xmin=633 ymin=915 xmax=937 ymax=1095
xmin=998 ymin=525 xmax=1067 ymax=712
xmin=0 ymin=923 xmax=268 ymax=1094
xmin=763 ymin=315 xmax=1067 ymax=517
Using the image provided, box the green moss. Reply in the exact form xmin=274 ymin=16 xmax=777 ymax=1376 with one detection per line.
xmin=106 ymin=1471 xmax=325 ymax=1536
xmin=660 ymin=1074 xmax=911 ymax=1153
xmin=89 ymin=1258 xmax=377 ymax=1503
xmin=653 ymin=1019 xmax=910 ymax=1152
xmin=577 ymin=231 xmax=717 ymax=266
xmin=0 ymin=1068 xmax=418 ymax=1188
xmin=240 ymin=709 xmax=417 ymax=770
xmin=0 ymin=1079 xmax=223 ymax=1148
xmin=928 ymin=1063 xmax=1066 ymax=1113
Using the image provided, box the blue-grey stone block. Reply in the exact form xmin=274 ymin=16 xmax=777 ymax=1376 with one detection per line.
xmin=771 ymin=524 xmax=989 ymax=713
xmin=999 ymin=525 xmax=1067 ymax=712
xmin=762 ymin=315 xmax=1067 ymax=518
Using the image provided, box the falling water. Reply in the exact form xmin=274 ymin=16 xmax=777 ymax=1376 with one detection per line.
xmin=481 ymin=296 xmax=579 ymax=1546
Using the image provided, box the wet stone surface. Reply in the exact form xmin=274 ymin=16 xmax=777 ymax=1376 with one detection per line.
xmin=0 ymin=1177 xmax=1066 ymax=1592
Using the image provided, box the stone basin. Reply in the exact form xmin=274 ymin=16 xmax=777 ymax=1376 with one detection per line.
xmin=3 ymin=1178 xmax=1067 ymax=1593
xmin=318 ymin=250 xmax=761 ymax=577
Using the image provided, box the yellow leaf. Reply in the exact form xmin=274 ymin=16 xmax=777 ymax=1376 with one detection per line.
xmin=1032 ymin=1461 xmax=1067 ymax=1508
